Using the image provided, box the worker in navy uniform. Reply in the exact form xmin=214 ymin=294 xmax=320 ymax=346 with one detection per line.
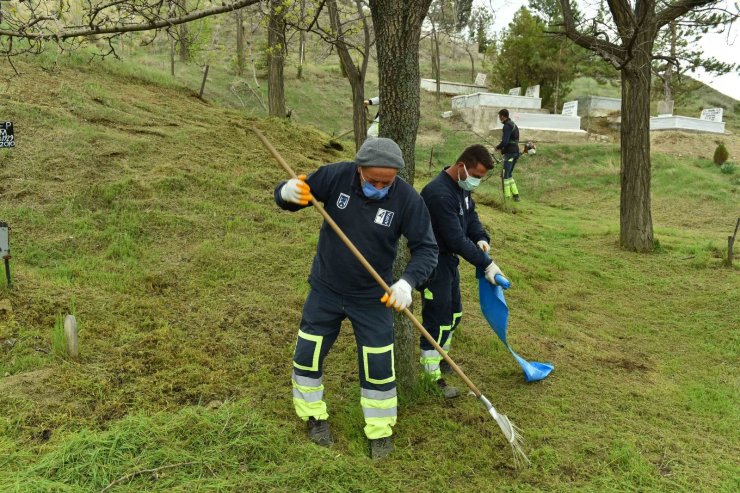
xmin=496 ymin=108 xmax=522 ymax=201
xmin=419 ymin=144 xmax=505 ymax=398
xmin=274 ymin=138 xmax=438 ymax=459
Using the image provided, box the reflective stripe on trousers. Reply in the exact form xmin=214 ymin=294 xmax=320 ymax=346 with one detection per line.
xmin=292 ymin=286 xmax=396 ymax=439
xmin=292 ymin=371 xmax=328 ymax=420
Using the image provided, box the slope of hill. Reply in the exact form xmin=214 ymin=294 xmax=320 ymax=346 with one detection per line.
xmin=0 ymin=54 xmax=738 ymax=492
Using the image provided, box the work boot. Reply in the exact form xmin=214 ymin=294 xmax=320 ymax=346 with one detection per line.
xmin=307 ymin=417 xmax=332 ymax=447
xmin=513 ymin=194 xmax=521 ymax=202
xmin=440 ymin=359 xmax=453 ymax=375
xmin=437 ymin=379 xmax=460 ymax=399
xmin=369 ymin=436 xmax=394 ymax=459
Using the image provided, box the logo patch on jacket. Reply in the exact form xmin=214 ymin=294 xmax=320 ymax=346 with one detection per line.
xmin=374 ymin=208 xmax=394 ymax=227
xmin=337 ymin=193 xmax=350 ymax=209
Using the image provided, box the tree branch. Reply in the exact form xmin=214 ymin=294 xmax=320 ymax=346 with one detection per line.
xmin=655 ymin=0 xmax=716 ymax=29
xmin=0 ymin=0 xmax=260 ymax=40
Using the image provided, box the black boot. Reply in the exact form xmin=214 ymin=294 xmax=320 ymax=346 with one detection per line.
xmin=513 ymin=194 xmax=521 ymax=202
xmin=307 ymin=417 xmax=332 ymax=447
xmin=437 ymin=378 xmax=460 ymax=399
xmin=369 ymin=436 xmax=394 ymax=459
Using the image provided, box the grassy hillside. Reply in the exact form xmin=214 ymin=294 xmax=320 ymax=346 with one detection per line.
xmin=1 ymin=53 xmax=738 ymax=492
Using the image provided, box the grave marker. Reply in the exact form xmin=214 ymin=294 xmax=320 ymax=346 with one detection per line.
xmin=524 ymin=85 xmax=540 ymax=98
xmin=561 ymin=101 xmax=578 ymax=117
xmin=700 ymin=108 xmax=723 ymax=122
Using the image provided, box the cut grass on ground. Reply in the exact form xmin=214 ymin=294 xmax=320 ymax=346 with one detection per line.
xmin=0 ymin=54 xmax=738 ymax=492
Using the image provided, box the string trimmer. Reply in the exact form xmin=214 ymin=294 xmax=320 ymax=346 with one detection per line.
xmin=251 ymin=127 xmax=528 ymax=466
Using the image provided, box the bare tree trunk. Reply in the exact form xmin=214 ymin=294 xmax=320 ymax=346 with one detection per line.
xmin=663 ymin=21 xmax=676 ymax=103
xmin=169 ymin=31 xmax=176 ymax=76
xmin=620 ymin=40 xmax=655 ymax=252
xmin=236 ymin=9 xmax=245 ymax=76
xmin=268 ymin=0 xmax=286 ymax=118
xmin=177 ymin=0 xmax=190 ymax=61
xmin=466 ymin=45 xmax=475 ymax=82
xmin=298 ymin=0 xmax=306 ymax=78
xmin=248 ymin=14 xmax=260 ymax=87
xmin=554 ymin=46 xmax=562 ymax=113
xmin=432 ymin=24 xmax=441 ymax=102
xmin=370 ymin=0 xmax=433 ymax=393
xmin=328 ymin=0 xmax=368 ymax=150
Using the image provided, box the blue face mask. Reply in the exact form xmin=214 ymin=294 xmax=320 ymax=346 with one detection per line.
xmin=360 ymin=169 xmax=392 ymax=200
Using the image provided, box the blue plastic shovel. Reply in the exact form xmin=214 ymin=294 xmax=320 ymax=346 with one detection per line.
xmin=477 ymin=267 xmax=554 ymax=382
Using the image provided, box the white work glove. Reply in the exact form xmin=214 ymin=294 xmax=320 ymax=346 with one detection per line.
xmin=381 ymin=279 xmax=413 ymax=311
xmin=477 ymin=240 xmax=490 ymax=253
xmin=484 ymin=260 xmax=504 ymax=286
xmin=280 ymin=174 xmax=312 ymax=205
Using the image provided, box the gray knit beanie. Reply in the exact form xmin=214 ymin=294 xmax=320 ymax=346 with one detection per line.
xmin=355 ymin=137 xmax=404 ymax=169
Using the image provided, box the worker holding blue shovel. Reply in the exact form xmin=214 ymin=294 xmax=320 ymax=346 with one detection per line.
xmin=419 ymin=144 xmax=505 ymax=397
xmin=421 ymin=144 xmax=553 ymax=390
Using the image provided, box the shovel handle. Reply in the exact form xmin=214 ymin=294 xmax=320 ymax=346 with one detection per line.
xmin=252 ymin=126 xmax=485 ymax=398
xmin=494 ymin=274 xmax=511 ymax=289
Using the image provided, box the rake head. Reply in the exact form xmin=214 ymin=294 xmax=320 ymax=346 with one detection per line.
xmin=489 ymin=407 xmax=530 ymax=468
xmin=480 ymin=394 xmax=530 ymax=467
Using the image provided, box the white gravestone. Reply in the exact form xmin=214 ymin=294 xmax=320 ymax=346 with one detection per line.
xmin=561 ymin=101 xmax=578 ymax=117
xmin=700 ymin=108 xmax=723 ymax=122
xmin=474 ymin=73 xmax=487 ymax=86
xmin=524 ymin=85 xmax=540 ymax=98
xmin=508 ymin=87 xmax=521 ymax=96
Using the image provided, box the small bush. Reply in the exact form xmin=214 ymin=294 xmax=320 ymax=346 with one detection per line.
xmin=713 ymin=143 xmax=729 ymax=165
xmin=720 ymin=161 xmax=736 ymax=174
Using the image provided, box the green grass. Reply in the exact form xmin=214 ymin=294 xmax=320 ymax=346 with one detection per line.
xmin=0 ymin=53 xmax=738 ymax=492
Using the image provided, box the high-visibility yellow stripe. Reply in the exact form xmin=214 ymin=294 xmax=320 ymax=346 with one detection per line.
xmin=293 ymin=330 xmax=323 ymax=372
xmin=362 ymin=344 xmax=395 ymax=385
xmin=291 ymin=378 xmax=328 ymax=420
xmin=361 ymin=396 xmax=398 ymax=410
xmin=364 ymin=417 xmax=395 ymax=439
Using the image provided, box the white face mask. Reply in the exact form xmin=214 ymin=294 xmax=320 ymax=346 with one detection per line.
xmin=457 ymin=165 xmax=481 ymax=191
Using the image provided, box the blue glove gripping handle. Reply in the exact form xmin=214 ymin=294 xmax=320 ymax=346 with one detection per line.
xmin=494 ymin=273 xmax=511 ymax=290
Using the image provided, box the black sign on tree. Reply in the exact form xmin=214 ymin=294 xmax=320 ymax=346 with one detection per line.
xmin=0 ymin=122 xmax=14 ymax=148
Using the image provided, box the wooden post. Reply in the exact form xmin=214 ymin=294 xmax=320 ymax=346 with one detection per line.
xmin=728 ymin=217 xmax=739 ymax=266
xmin=64 ymin=315 xmax=79 ymax=360
xmin=199 ymin=65 xmax=210 ymax=99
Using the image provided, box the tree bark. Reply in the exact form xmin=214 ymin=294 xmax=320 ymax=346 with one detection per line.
xmin=177 ymin=1 xmax=190 ymax=61
xmin=431 ymin=24 xmax=441 ymax=102
xmin=236 ymin=9 xmax=245 ymax=76
xmin=619 ymin=35 xmax=655 ymax=252
xmin=169 ymin=32 xmax=176 ymax=76
xmin=663 ymin=21 xmax=677 ymax=103
xmin=327 ymin=0 xmax=368 ymax=151
xmin=268 ymin=0 xmax=287 ymax=118
xmin=369 ymin=0 xmax=433 ymax=393
xmin=298 ymin=0 xmax=307 ymax=78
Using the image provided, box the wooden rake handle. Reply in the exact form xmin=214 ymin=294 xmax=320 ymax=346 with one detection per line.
xmin=251 ymin=127 xmax=484 ymax=398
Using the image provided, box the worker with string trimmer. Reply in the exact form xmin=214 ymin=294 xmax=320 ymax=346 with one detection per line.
xmin=419 ymin=144 xmax=506 ymax=398
xmin=274 ymin=137 xmax=438 ymax=459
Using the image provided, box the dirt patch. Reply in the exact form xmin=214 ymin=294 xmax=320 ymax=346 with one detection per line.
xmin=595 ymin=356 xmax=652 ymax=372
xmin=0 ymin=367 xmax=54 ymax=394
xmin=650 ymin=130 xmax=739 ymax=160
xmin=416 ymin=130 xmax=444 ymax=147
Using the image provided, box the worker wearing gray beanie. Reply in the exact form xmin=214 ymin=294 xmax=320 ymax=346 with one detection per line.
xmin=355 ymin=137 xmax=405 ymax=169
xmin=274 ymin=135 xmax=437 ymax=459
